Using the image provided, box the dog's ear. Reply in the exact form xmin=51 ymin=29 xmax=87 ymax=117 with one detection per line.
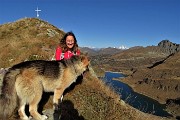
xmin=81 ymin=55 xmax=90 ymax=67
xmin=83 ymin=52 xmax=88 ymax=56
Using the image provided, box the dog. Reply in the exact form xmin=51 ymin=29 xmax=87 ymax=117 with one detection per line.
xmin=0 ymin=55 xmax=89 ymax=120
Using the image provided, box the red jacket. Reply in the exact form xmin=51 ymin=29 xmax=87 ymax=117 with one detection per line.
xmin=55 ymin=46 xmax=80 ymax=60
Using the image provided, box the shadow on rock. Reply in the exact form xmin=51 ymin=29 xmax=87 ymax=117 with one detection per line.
xmin=53 ymin=100 xmax=84 ymax=120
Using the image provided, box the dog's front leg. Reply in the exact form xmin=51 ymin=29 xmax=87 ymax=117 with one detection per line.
xmin=53 ymin=88 xmax=64 ymax=120
xmin=53 ymin=88 xmax=64 ymax=110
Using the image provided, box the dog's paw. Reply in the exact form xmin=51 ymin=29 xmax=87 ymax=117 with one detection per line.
xmin=28 ymin=116 xmax=32 ymax=120
xmin=60 ymin=95 xmax=63 ymax=101
xmin=21 ymin=116 xmax=30 ymax=120
xmin=41 ymin=115 xmax=48 ymax=120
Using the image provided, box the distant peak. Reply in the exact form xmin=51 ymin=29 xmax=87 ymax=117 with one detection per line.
xmin=118 ymin=45 xmax=129 ymax=50
xmin=158 ymin=40 xmax=180 ymax=54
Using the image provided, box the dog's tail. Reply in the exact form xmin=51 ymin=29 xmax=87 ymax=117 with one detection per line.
xmin=0 ymin=69 xmax=20 ymax=120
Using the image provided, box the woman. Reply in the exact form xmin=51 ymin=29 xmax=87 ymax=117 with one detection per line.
xmin=55 ymin=31 xmax=80 ymax=60
xmin=54 ymin=32 xmax=81 ymax=102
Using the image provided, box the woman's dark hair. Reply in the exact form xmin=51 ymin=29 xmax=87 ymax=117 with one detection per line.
xmin=59 ymin=31 xmax=79 ymax=52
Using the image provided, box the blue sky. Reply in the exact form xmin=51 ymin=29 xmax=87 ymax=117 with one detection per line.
xmin=0 ymin=0 xmax=179 ymax=48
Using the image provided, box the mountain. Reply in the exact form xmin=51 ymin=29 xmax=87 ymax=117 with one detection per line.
xmin=158 ymin=40 xmax=180 ymax=54
xmin=0 ymin=17 xmax=65 ymax=68
xmin=80 ymin=47 xmax=98 ymax=56
xmin=91 ymin=45 xmax=170 ymax=74
xmin=98 ymin=47 xmax=124 ymax=55
xmin=91 ymin=40 xmax=180 ymax=75
xmin=80 ymin=47 xmax=124 ymax=56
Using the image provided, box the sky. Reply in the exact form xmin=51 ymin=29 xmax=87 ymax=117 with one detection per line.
xmin=0 ymin=0 xmax=179 ymax=48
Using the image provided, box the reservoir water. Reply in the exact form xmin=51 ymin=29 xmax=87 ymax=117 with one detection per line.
xmin=103 ymin=72 xmax=172 ymax=117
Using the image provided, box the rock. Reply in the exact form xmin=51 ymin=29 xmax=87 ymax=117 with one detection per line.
xmin=158 ymin=40 xmax=180 ymax=54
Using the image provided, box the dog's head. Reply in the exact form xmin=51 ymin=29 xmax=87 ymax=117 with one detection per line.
xmin=70 ymin=54 xmax=90 ymax=73
xmin=80 ymin=55 xmax=90 ymax=69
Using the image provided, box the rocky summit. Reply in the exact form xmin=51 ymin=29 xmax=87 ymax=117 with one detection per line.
xmin=158 ymin=40 xmax=180 ymax=54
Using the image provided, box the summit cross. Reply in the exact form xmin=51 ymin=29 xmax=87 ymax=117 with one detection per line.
xmin=35 ymin=7 xmax=41 ymax=18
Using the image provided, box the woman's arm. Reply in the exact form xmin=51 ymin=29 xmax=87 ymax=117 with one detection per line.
xmin=55 ymin=46 xmax=62 ymax=60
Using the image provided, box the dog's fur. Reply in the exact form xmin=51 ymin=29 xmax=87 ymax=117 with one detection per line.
xmin=0 ymin=55 xmax=89 ymax=120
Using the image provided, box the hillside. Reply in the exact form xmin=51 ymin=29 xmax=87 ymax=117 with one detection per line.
xmin=0 ymin=17 xmax=65 ymax=68
xmin=0 ymin=18 xmax=172 ymax=120
xmin=121 ymin=51 xmax=180 ymax=118
xmin=126 ymin=51 xmax=180 ymax=99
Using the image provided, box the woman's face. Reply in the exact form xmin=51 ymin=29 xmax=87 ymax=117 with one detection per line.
xmin=66 ymin=35 xmax=75 ymax=49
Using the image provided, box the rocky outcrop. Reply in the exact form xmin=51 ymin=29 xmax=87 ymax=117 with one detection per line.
xmin=158 ymin=40 xmax=180 ymax=54
xmin=138 ymin=78 xmax=180 ymax=92
xmin=166 ymin=98 xmax=180 ymax=119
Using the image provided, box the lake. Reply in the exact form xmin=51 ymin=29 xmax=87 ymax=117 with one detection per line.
xmin=103 ymin=72 xmax=172 ymax=117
